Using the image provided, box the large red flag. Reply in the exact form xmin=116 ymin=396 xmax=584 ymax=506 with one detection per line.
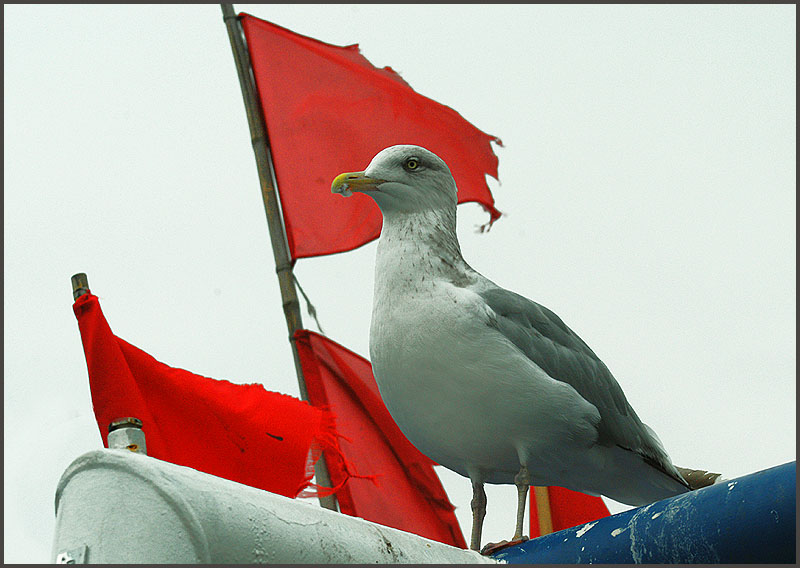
xmin=73 ymin=291 xmax=339 ymax=498
xmin=240 ymin=14 xmax=502 ymax=261
xmin=529 ymin=486 xmax=611 ymax=537
xmin=294 ymin=329 xmax=467 ymax=548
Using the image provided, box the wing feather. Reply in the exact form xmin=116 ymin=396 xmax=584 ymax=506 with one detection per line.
xmin=478 ymin=286 xmax=686 ymax=487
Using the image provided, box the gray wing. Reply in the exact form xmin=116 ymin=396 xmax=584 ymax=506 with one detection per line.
xmin=478 ymin=286 xmax=686 ymax=486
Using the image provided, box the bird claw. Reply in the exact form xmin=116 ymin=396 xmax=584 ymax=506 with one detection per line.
xmin=479 ymin=536 xmax=529 ymax=555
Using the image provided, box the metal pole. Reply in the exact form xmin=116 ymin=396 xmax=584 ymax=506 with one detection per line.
xmin=71 ymin=272 xmax=90 ymax=300
xmin=220 ymin=3 xmax=337 ymax=511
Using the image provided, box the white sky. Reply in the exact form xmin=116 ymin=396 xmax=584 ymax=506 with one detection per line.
xmin=4 ymin=4 xmax=795 ymax=563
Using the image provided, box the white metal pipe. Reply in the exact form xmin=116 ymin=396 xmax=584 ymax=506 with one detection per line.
xmin=52 ymin=450 xmax=494 ymax=564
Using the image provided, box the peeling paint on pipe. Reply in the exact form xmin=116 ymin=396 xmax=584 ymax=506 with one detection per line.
xmin=492 ymin=461 xmax=796 ymax=564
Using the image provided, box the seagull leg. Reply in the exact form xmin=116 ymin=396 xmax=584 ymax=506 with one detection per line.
xmin=478 ymin=467 xmax=532 ymax=556
xmin=513 ymin=465 xmax=531 ymax=540
xmin=469 ymin=479 xmax=487 ymax=551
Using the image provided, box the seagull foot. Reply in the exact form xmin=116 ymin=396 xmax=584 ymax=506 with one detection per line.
xmin=479 ymin=536 xmax=529 ymax=555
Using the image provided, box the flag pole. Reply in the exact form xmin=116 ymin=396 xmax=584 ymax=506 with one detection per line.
xmin=220 ymin=3 xmax=337 ymax=511
xmin=71 ymin=272 xmax=90 ymax=300
xmin=533 ymin=486 xmax=554 ymax=535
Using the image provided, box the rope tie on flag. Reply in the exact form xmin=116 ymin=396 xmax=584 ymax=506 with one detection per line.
xmin=299 ymin=421 xmax=379 ymax=499
xmin=293 ymin=274 xmax=326 ymax=336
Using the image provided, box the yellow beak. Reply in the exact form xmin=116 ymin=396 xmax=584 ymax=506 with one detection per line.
xmin=331 ymin=171 xmax=385 ymax=196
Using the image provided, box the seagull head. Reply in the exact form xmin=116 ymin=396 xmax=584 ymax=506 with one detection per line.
xmin=331 ymin=145 xmax=457 ymax=214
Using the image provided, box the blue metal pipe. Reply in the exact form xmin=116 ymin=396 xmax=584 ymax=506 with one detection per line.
xmin=492 ymin=461 xmax=795 ymax=564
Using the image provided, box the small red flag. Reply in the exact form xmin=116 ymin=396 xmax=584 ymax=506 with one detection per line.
xmin=529 ymin=486 xmax=611 ymax=537
xmin=240 ymin=14 xmax=502 ymax=261
xmin=294 ymin=329 xmax=467 ymax=548
xmin=73 ymin=292 xmax=338 ymax=498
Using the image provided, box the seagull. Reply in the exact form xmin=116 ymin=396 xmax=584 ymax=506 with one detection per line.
xmin=331 ymin=145 xmax=719 ymax=552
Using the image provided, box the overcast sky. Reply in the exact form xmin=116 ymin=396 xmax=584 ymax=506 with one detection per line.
xmin=4 ymin=4 xmax=795 ymax=563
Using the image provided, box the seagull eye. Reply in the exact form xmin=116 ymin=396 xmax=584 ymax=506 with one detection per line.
xmin=404 ymin=157 xmax=420 ymax=171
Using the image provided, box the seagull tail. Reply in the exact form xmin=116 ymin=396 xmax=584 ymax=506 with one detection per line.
xmin=674 ymin=466 xmax=723 ymax=490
